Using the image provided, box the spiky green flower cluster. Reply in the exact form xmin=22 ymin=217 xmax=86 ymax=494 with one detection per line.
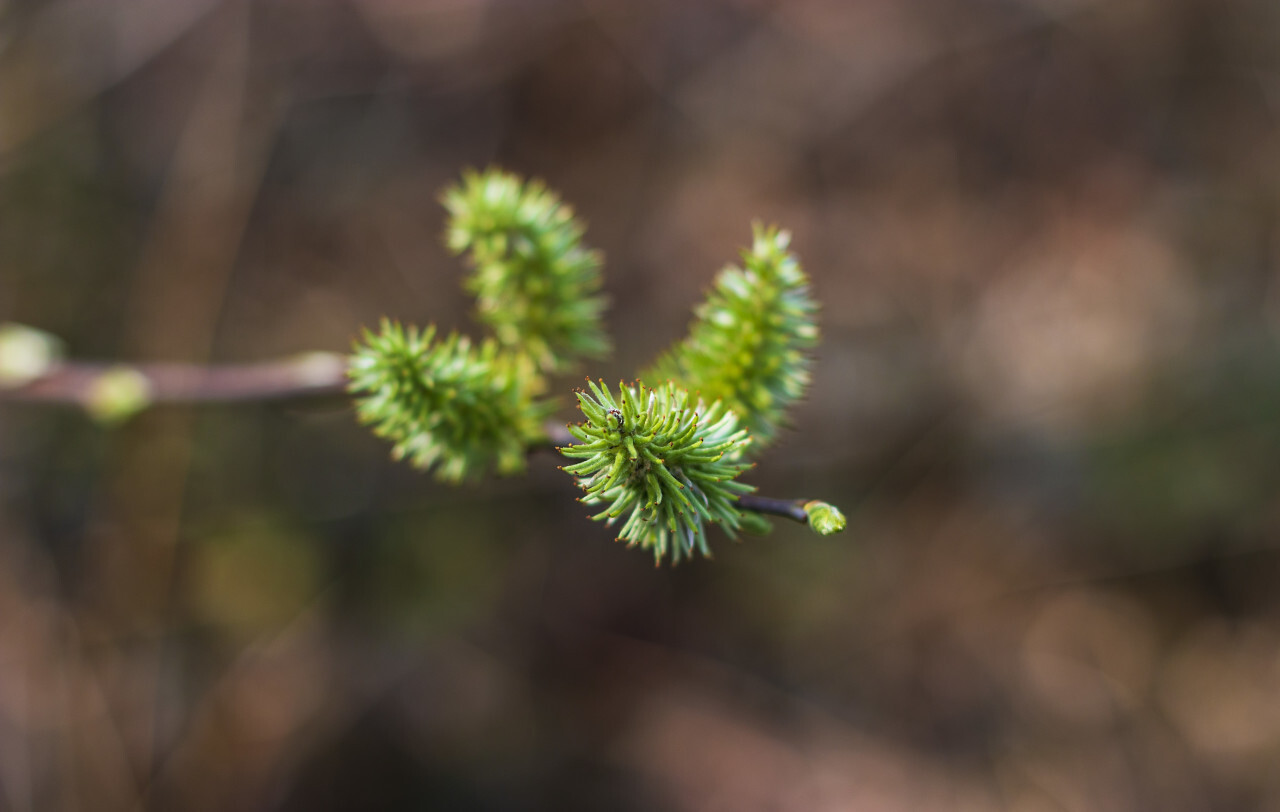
xmin=646 ymin=225 xmax=817 ymax=447
xmin=349 ymin=320 xmax=549 ymax=482
xmin=349 ymin=168 xmax=845 ymax=561
xmin=443 ymin=168 xmax=610 ymax=374
xmin=559 ymin=380 xmax=755 ymax=564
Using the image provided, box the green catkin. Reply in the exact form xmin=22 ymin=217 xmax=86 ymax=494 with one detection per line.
xmin=442 ymin=168 xmax=610 ymax=374
xmin=348 ymin=320 xmax=549 ymax=482
xmin=559 ymin=380 xmax=755 ymax=564
xmin=645 ymin=225 xmax=817 ymax=448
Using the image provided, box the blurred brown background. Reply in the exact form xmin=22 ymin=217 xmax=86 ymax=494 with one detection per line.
xmin=2 ymin=0 xmax=1280 ymax=809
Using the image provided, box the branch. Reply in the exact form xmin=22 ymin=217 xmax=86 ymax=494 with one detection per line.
xmin=0 ymin=353 xmax=663 ymax=461
xmin=0 ymin=331 xmax=847 ymax=538
xmin=735 ymin=494 xmax=808 ymax=523
xmin=737 ymin=495 xmax=848 ymax=535
xmin=0 ymin=352 xmax=350 ymax=419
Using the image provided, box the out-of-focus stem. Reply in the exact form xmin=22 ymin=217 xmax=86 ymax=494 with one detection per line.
xmin=0 ymin=352 xmax=349 ymax=410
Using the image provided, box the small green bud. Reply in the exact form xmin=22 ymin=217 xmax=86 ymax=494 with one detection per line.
xmin=803 ymin=500 xmax=846 ymax=535
xmin=85 ymin=366 xmax=153 ymax=424
xmin=289 ymin=351 xmax=348 ymax=386
xmin=0 ymin=322 xmax=62 ymax=387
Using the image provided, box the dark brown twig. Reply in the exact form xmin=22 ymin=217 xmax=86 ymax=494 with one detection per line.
xmin=735 ymin=494 xmax=809 ymax=524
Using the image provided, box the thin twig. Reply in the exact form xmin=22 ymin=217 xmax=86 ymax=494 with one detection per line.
xmin=0 ymin=353 xmax=350 ymax=407
xmin=735 ymin=494 xmax=809 ymax=524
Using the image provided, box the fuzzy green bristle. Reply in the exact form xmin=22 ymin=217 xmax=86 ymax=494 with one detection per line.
xmin=559 ymin=380 xmax=755 ymax=564
xmin=646 ymin=225 xmax=817 ymax=449
xmin=443 ymin=168 xmax=610 ymax=374
xmin=349 ymin=320 xmax=550 ymax=482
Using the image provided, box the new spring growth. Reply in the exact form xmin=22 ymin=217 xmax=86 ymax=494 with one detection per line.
xmin=559 ymin=380 xmax=755 ymax=564
xmin=0 ymin=170 xmax=844 ymax=563
xmin=349 ymin=320 xmax=550 ymax=483
xmin=646 ymin=224 xmax=817 ymax=448
xmin=345 ymin=168 xmax=847 ymax=562
xmin=443 ymin=168 xmax=610 ymax=374
xmin=804 ymin=500 xmax=847 ymax=535
xmin=0 ymin=322 xmax=62 ymax=387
